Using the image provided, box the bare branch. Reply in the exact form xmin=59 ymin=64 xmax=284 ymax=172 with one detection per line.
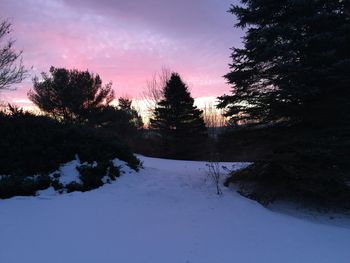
xmin=141 ymin=66 xmax=171 ymax=118
xmin=0 ymin=18 xmax=28 ymax=90
xmin=206 ymin=156 xmax=223 ymax=195
xmin=202 ymin=102 xmax=228 ymax=137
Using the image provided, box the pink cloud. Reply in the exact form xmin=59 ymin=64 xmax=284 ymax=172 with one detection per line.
xmin=0 ymin=0 xmax=243 ymax=107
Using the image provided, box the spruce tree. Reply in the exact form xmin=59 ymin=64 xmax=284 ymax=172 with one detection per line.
xmin=218 ymin=0 xmax=350 ymax=125
xmin=220 ymin=0 xmax=350 ymax=207
xmin=150 ymin=73 xmax=207 ymax=159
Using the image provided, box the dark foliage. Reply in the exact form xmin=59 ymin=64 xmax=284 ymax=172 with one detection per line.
xmin=77 ymin=161 xmax=120 ymax=191
xmin=0 ymin=111 xmax=139 ymax=175
xmin=132 ymin=131 xmax=216 ymax=162
xmin=225 ymin=161 xmax=350 ymax=209
xmin=0 ymin=110 xmax=140 ymax=198
xmin=65 ymin=181 xmax=84 ymax=193
xmin=222 ymin=119 xmax=350 ymax=209
xmin=87 ymin=98 xmax=143 ymax=137
xmin=64 ymin=161 xmax=121 ymax=193
xmin=118 ymin=97 xmax=143 ymax=130
xmin=51 ymin=178 xmax=64 ymax=192
xmin=150 ymin=73 xmax=207 ymax=159
xmin=28 ymin=67 xmax=143 ymax=147
xmin=218 ymin=0 xmax=350 ymax=125
xmin=220 ymin=0 xmax=350 ymax=209
xmin=28 ymin=66 xmax=114 ymax=123
xmin=0 ymin=174 xmax=51 ymax=199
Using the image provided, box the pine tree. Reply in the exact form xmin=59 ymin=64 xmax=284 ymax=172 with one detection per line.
xmin=28 ymin=66 xmax=114 ymax=123
xmin=220 ymin=0 xmax=350 ymax=208
xmin=150 ymin=73 xmax=207 ymax=159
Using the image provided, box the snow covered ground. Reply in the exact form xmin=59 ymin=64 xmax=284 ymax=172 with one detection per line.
xmin=1 ymin=155 xmax=350 ymax=263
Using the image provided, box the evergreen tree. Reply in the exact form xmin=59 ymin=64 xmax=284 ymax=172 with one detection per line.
xmin=87 ymin=104 xmax=142 ymax=137
xmin=218 ymin=0 xmax=350 ymax=125
xmin=28 ymin=66 xmax=114 ymax=123
xmin=150 ymin=73 xmax=207 ymax=159
xmin=220 ymin=0 xmax=350 ymax=208
xmin=118 ymin=97 xmax=143 ymax=130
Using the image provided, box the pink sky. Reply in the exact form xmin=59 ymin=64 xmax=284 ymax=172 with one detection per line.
xmin=0 ymin=0 xmax=242 ymax=108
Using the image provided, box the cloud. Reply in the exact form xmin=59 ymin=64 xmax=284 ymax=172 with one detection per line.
xmin=0 ymin=0 xmax=243 ymax=107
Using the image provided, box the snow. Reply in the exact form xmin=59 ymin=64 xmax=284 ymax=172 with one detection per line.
xmin=52 ymin=156 xmax=133 ymax=187
xmin=36 ymin=186 xmax=57 ymax=197
xmin=112 ymin=158 xmax=134 ymax=174
xmin=0 ymin=155 xmax=349 ymax=263
xmin=57 ymin=159 xmax=82 ymax=185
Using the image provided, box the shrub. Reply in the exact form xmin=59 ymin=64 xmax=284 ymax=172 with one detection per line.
xmin=0 ymin=174 xmax=51 ymax=199
xmin=225 ymin=161 xmax=350 ymax=210
xmin=77 ymin=161 xmax=120 ymax=191
xmin=65 ymin=181 xmax=84 ymax=193
xmin=0 ymin=110 xmax=140 ymax=198
xmin=0 ymin=111 xmax=139 ymax=176
xmin=51 ymin=179 xmax=64 ymax=191
xmin=108 ymin=164 xmax=121 ymax=180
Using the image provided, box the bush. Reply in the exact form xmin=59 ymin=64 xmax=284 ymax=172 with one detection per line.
xmin=0 ymin=111 xmax=139 ymax=176
xmin=0 ymin=110 xmax=140 ymax=198
xmin=218 ymin=117 xmax=350 ymax=211
xmin=65 ymin=181 xmax=84 ymax=193
xmin=0 ymin=174 xmax=51 ymax=199
xmin=225 ymin=161 xmax=350 ymax=209
xmin=51 ymin=178 xmax=64 ymax=191
xmin=77 ymin=161 xmax=120 ymax=191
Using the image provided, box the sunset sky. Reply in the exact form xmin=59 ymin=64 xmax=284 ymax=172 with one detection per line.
xmin=0 ymin=0 xmax=242 ymax=110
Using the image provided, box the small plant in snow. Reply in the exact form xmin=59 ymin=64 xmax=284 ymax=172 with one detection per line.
xmin=206 ymin=156 xmax=223 ymax=195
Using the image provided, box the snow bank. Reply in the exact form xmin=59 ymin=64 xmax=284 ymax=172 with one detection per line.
xmin=0 ymin=155 xmax=349 ymax=263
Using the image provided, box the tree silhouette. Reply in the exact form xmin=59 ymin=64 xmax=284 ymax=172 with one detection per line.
xmin=0 ymin=19 xmax=27 ymax=91
xmin=150 ymin=73 xmax=207 ymax=159
xmin=218 ymin=0 xmax=350 ymax=125
xmin=28 ymin=66 xmax=114 ymax=123
xmin=220 ymin=0 xmax=350 ymax=207
xmin=118 ymin=97 xmax=143 ymax=130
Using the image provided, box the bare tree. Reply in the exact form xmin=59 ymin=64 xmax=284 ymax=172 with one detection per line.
xmin=202 ymin=102 xmax=227 ymax=137
xmin=141 ymin=67 xmax=171 ymax=119
xmin=0 ymin=19 xmax=27 ymax=90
